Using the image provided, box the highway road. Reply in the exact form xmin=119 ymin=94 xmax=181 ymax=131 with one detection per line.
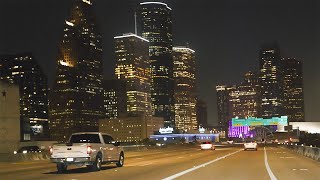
xmin=0 ymin=144 xmax=319 ymax=180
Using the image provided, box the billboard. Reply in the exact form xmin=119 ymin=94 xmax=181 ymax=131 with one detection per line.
xmin=159 ymin=127 xmax=174 ymax=134
xmin=232 ymin=116 xmax=288 ymax=127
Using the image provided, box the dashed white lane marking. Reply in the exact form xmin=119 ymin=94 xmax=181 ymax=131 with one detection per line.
xmin=162 ymin=149 xmax=242 ymax=180
xmin=140 ymin=163 xmax=153 ymax=166
xmin=280 ymin=157 xmax=295 ymax=159
xmin=135 ymin=157 xmax=143 ymax=160
xmin=264 ymin=147 xmax=277 ymax=180
xmin=300 ymin=169 xmax=308 ymax=171
xmin=215 ymin=148 xmax=232 ymax=150
xmin=292 ymin=169 xmax=308 ymax=171
xmin=177 ymin=157 xmax=184 ymax=159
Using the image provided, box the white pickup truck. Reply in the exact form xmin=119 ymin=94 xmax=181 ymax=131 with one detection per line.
xmin=50 ymin=132 xmax=124 ymax=173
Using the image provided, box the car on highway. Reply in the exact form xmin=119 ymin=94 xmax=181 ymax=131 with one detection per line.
xmin=227 ymin=139 xmax=234 ymax=144
xmin=14 ymin=146 xmax=42 ymax=154
xmin=156 ymin=143 xmax=166 ymax=147
xmin=50 ymin=132 xmax=124 ymax=173
xmin=200 ymin=141 xmax=215 ymax=150
xmin=244 ymin=141 xmax=258 ymax=151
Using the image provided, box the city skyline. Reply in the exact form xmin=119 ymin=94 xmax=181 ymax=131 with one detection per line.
xmin=1 ymin=0 xmax=319 ymax=125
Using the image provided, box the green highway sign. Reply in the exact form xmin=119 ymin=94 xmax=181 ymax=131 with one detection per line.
xmin=232 ymin=116 xmax=288 ymax=127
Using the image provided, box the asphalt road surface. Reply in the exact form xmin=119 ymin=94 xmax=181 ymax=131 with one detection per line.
xmin=0 ymin=144 xmax=319 ymax=180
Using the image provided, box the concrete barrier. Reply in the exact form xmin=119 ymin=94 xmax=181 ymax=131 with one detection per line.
xmin=0 ymin=145 xmax=160 ymax=162
xmin=284 ymin=145 xmax=320 ymax=161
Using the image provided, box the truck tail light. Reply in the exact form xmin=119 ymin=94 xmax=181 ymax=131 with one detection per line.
xmin=49 ymin=147 xmax=53 ymax=155
xmin=87 ymin=146 xmax=92 ymax=154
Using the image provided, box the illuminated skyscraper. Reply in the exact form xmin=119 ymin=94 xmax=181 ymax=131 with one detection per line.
xmin=216 ymin=72 xmax=260 ymax=129
xmin=114 ymin=33 xmax=152 ymax=117
xmin=228 ymin=72 xmax=261 ymax=120
xmin=216 ymin=85 xmax=234 ymax=128
xmin=49 ymin=0 xmax=103 ymax=141
xmin=0 ymin=53 xmax=48 ymax=141
xmin=259 ymin=42 xmax=284 ymax=118
xmin=173 ymin=47 xmax=197 ymax=130
xmin=196 ymin=100 xmax=208 ymax=128
xmin=103 ymin=79 xmax=127 ymax=119
xmin=283 ymin=58 xmax=304 ymax=122
xmin=140 ymin=2 xmax=175 ymax=127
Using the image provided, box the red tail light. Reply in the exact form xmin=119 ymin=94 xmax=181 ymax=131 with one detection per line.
xmin=49 ymin=147 xmax=53 ymax=155
xmin=87 ymin=146 xmax=92 ymax=154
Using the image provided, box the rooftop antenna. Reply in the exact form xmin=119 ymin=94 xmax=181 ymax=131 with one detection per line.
xmin=134 ymin=11 xmax=137 ymax=35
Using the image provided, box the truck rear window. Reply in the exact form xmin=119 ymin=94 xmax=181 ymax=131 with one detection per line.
xmin=69 ymin=134 xmax=101 ymax=143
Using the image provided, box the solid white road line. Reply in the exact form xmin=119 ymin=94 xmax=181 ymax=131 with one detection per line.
xmin=264 ymin=147 xmax=277 ymax=180
xmin=162 ymin=149 xmax=242 ymax=180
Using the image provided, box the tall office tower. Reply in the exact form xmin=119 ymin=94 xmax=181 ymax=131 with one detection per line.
xmin=114 ymin=33 xmax=152 ymax=117
xmin=283 ymin=58 xmax=305 ymax=122
xmin=103 ymin=79 xmax=127 ymax=119
xmin=196 ymin=100 xmax=208 ymax=128
xmin=140 ymin=2 xmax=175 ymax=127
xmin=228 ymin=72 xmax=261 ymax=120
xmin=216 ymin=85 xmax=234 ymax=128
xmin=0 ymin=53 xmax=48 ymax=141
xmin=259 ymin=42 xmax=284 ymax=118
xmin=49 ymin=0 xmax=103 ymax=141
xmin=173 ymin=47 xmax=197 ymax=130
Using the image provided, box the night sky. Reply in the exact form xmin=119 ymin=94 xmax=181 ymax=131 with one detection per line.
xmin=1 ymin=0 xmax=320 ymax=125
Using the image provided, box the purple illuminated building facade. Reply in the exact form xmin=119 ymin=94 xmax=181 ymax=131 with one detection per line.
xmin=228 ymin=120 xmax=279 ymax=138
xmin=228 ymin=121 xmax=251 ymax=138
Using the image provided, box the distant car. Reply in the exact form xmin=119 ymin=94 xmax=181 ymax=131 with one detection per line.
xmin=200 ymin=142 xmax=215 ymax=150
xmin=271 ymin=139 xmax=279 ymax=144
xmin=156 ymin=143 xmax=165 ymax=147
xmin=14 ymin=146 xmax=41 ymax=154
xmin=227 ymin=140 xmax=234 ymax=144
xmin=244 ymin=141 xmax=258 ymax=151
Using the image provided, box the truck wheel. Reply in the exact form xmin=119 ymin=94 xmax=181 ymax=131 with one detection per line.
xmin=116 ymin=152 xmax=124 ymax=167
xmin=92 ymin=155 xmax=102 ymax=171
xmin=57 ymin=163 xmax=67 ymax=173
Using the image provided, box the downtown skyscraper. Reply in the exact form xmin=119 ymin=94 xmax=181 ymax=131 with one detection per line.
xmin=216 ymin=72 xmax=261 ymax=129
xmin=196 ymin=99 xmax=208 ymax=128
xmin=228 ymin=72 xmax=261 ymax=120
xmin=103 ymin=79 xmax=127 ymax=119
xmin=114 ymin=33 xmax=152 ymax=117
xmin=216 ymin=85 xmax=232 ymax=128
xmin=259 ymin=42 xmax=284 ymax=118
xmin=0 ymin=53 xmax=49 ymax=141
xmin=49 ymin=0 xmax=103 ymax=141
xmin=173 ymin=47 xmax=197 ymax=130
xmin=283 ymin=58 xmax=305 ymax=122
xmin=140 ymin=2 xmax=175 ymax=127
